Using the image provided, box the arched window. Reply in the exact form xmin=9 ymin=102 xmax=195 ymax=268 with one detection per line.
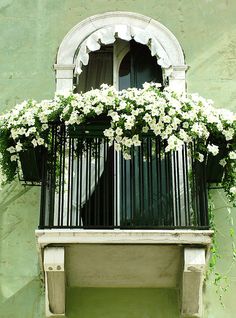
xmin=74 ymin=39 xmax=163 ymax=92
xmin=55 ymin=12 xmax=187 ymax=93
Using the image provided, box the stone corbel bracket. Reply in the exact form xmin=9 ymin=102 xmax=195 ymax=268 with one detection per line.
xmin=181 ymin=247 xmax=206 ymax=317
xmin=44 ymin=247 xmax=65 ymax=317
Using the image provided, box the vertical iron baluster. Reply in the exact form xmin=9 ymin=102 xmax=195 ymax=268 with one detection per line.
xmin=49 ymin=124 xmax=57 ymax=228
xmin=124 ymin=153 xmax=127 ymax=227
xmin=172 ymin=151 xmax=179 ymax=226
xmin=60 ymin=125 xmax=66 ymax=227
xmin=75 ymin=139 xmax=80 ymax=227
xmin=85 ymin=137 xmax=89 ymax=227
xmin=149 ymin=137 xmax=154 ymax=224
xmin=158 ymin=139 xmax=163 ymax=225
xmin=139 ymin=140 xmax=143 ymax=221
xmin=79 ymin=139 xmax=83 ymax=228
xmin=103 ymin=139 xmax=106 ymax=227
xmin=88 ymin=138 xmax=92 ymax=226
xmin=94 ymin=138 xmax=98 ymax=226
xmin=167 ymin=151 xmax=174 ymax=227
xmin=185 ymin=144 xmax=191 ymax=227
xmin=39 ymin=147 xmax=48 ymax=229
xmin=66 ymin=137 xmax=72 ymax=227
xmin=176 ymin=150 xmax=181 ymax=226
xmin=97 ymin=139 xmax=101 ymax=227
xmin=57 ymin=125 xmax=63 ymax=227
xmin=182 ymin=144 xmax=188 ymax=226
xmin=70 ymin=138 xmax=75 ymax=227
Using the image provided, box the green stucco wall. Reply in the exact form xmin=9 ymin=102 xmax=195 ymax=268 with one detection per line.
xmin=0 ymin=1 xmax=236 ymax=317
xmin=67 ymin=288 xmax=179 ymax=318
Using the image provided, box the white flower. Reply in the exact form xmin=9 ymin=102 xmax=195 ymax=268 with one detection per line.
xmin=166 ymin=135 xmax=184 ymax=152
xmin=229 ymin=151 xmax=236 ymax=159
xmin=94 ymin=104 xmax=103 ymax=115
xmin=114 ymin=143 xmax=121 ymax=152
xmin=83 ymin=106 xmax=91 ymax=114
xmin=18 ymin=128 xmax=26 ymax=135
xmin=132 ymin=135 xmax=141 ymax=147
xmin=124 ymin=121 xmax=134 ymax=130
xmin=71 ymin=100 xmax=78 ymax=107
xmin=25 ymin=127 xmax=37 ymax=137
xmin=179 ymin=129 xmax=189 ymax=142
xmin=122 ymin=137 xmax=133 ymax=148
xmin=10 ymin=129 xmax=19 ymax=140
xmin=115 ymin=136 xmax=122 ymax=143
xmin=230 ymin=186 xmax=236 ymax=195
xmin=143 ymin=113 xmax=152 ymax=123
xmin=7 ymin=146 xmax=15 ymax=153
xmin=163 ymin=115 xmax=171 ymax=123
xmin=223 ymin=128 xmax=234 ymax=141
xmin=42 ymin=124 xmax=49 ymax=130
xmin=115 ymin=127 xmax=123 ymax=136
xmin=207 ymin=144 xmax=219 ymax=156
xmin=31 ymin=139 xmax=38 ymax=147
xmin=118 ymin=100 xmax=126 ymax=110
xmin=37 ymin=138 xmax=44 ymax=145
xmin=110 ymin=111 xmax=120 ymax=122
xmin=153 ymin=126 xmax=162 ymax=136
xmin=123 ymin=153 xmax=131 ymax=160
xmin=15 ymin=141 xmax=23 ymax=152
xmin=10 ymin=155 xmax=17 ymax=161
xmin=197 ymin=153 xmax=204 ymax=162
xmin=219 ymin=159 xmax=227 ymax=167
xmin=104 ymin=128 xmax=114 ymax=138
xmin=142 ymin=126 xmax=149 ymax=133
xmin=182 ymin=122 xmax=189 ymax=129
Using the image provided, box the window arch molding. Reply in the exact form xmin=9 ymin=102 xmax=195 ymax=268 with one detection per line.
xmin=55 ymin=11 xmax=187 ymax=92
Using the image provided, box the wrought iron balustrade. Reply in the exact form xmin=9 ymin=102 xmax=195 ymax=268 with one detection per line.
xmin=39 ymin=122 xmax=209 ymax=230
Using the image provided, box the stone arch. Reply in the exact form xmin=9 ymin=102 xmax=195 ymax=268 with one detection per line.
xmin=55 ymin=11 xmax=187 ymax=92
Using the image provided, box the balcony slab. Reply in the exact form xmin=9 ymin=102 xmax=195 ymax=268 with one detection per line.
xmin=36 ymin=229 xmax=213 ymax=247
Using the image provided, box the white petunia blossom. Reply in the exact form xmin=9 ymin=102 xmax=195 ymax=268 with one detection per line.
xmin=229 ymin=151 xmax=236 ymax=159
xmin=104 ymin=128 xmax=114 ymax=139
xmin=219 ymin=159 xmax=227 ymax=167
xmin=230 ymin=187 xmax=236 ymax=195
xmin=197 ymin=153 xmax=204 ymax=162
xmin=114 ymin=143 xmax=121 ymax=152
xmin=115 ymin=127 xmax=123 ymax=136
xmin=132 ymin=135 xmax=141 ymax=147
xmin=31 ymin=139 xmax=38 ymax=148
xmin=123 ymin=152 xmax=131 ymax=160
xmin=207 ymin=144 xmax=219 ymax=156
xmin=10 ymin=155 xmax=17 ymax=161
xmin=7 ymin=146 xmax=15 ymax=153
xmin=15 ymin=141 xmax=23 ymax=152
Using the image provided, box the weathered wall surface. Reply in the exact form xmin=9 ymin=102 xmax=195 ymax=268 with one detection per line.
xmin=0 ymin=1 xmax=236 ymax=317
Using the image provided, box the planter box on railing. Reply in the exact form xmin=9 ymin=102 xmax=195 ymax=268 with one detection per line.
xmin=206 ymin=141 xmax=227 ymax=183
xmin=19 ymin=146 xmax=46 ymax=183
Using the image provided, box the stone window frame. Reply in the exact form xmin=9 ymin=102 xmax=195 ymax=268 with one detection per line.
xmin=54 ymin=11 xmax=188 ymax=93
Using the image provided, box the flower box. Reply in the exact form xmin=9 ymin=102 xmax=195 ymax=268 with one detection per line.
xmin=19 ymin=146 xmax=45 ymax=182
xmin=206 ymin=154 xmax=224 ymax=183
xmin=206 ymin=140 xmax=227 ymax=183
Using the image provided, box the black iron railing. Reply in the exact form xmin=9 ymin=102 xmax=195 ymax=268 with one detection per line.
xmin=39 ymin=122 xmax=209 ymax=229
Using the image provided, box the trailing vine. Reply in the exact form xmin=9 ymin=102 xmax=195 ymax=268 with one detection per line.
xmin=207 ymin=190 xmax=236 ymax=305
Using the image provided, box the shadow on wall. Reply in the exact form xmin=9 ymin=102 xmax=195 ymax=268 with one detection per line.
xmin=0 ymin=181 xmax=44 ymax=317
xmin=0 ymin=278 xmax=44 ymax=318
xmin=67 ymin=288 xmax=179 ymax=318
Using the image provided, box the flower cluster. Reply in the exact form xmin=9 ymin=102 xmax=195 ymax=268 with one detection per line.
xmin=0 ymin=83 xmax=235 ymax=202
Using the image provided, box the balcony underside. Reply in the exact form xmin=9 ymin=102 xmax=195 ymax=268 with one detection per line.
xmin=36 ymin=229 xmax=213 ymax=317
